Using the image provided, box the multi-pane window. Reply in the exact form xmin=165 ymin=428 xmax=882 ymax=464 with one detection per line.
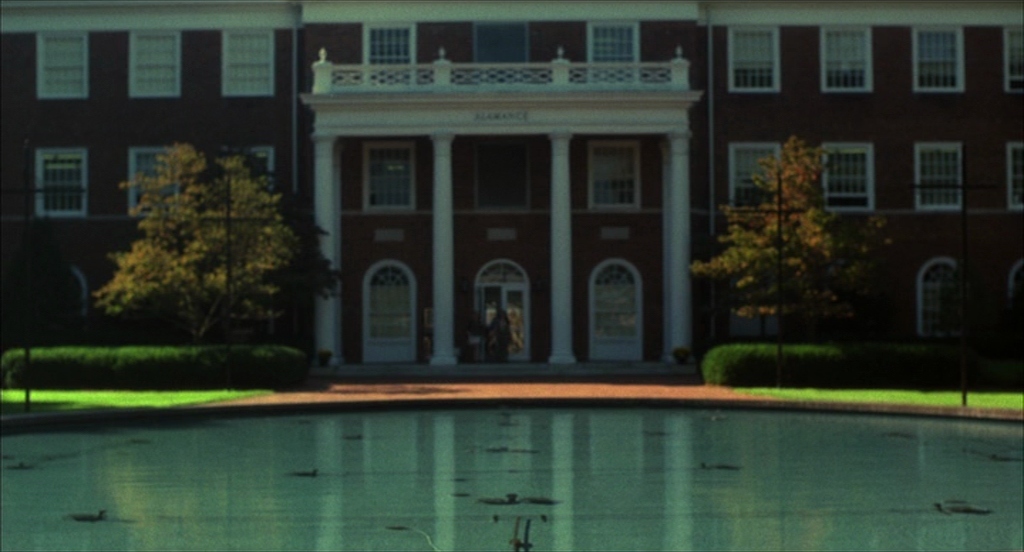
xmin=127 ymin=147 xmax=162 ymax=212
xmin=915 ymin=143 xmax=962 ymax=210
xmin=365 ymin=143 xmax=414 ymax=209
xmin=367 ymin=265 xmax=412 ymax=339
xmin=590 ymin=142 xmax=639 ymax=208
xmin=729 ymin=143 xmax=779 ymax=206
xmin=37 ymin=33 xmax=88 ymax=98
xmin=367 ymin=26 xmax=413 ymax=64
xmin=1008 ymin=27 xmax=1024 ymax=92
xmin=821 ymin=28 xmax=872 ymax=92
xmin=823 ymin=143 xmax=874 ymax=210
xmin=589 ymin=23 xmax=637 ymax=62
xmin=918 ymin=259 xmax=958 ymax=337
xmin=222 ymin=30 xmax=274 ymax=96
xmin=130 ymin=32 xmax=180 ymax=97
xmin=592 ymin=263 xmax=638 ymax=338
xmin=913 ymin=28 xmax=963 ymax=92
xmin=729 ymin=27 xmax=779 ymax=92
xmin=1009 ymin=142 xmax=1024 ymax=210
xmin=36 ymin=149 xmax=87 ymax=216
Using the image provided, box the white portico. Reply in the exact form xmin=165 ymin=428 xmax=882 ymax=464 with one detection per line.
xmin=301 ymin=48 xmax=703 ymax=366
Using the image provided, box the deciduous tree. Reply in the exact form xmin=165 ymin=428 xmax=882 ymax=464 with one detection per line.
xmin=94 ymin=144 xmax=298 ymax=342
xmin=692 ymin=136 xmax=888 ymax=339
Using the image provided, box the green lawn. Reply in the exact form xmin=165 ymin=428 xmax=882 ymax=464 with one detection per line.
xmin=735 ymin=388 xmax=1024 ymax=410
xmin=0 ymin=389 xmax=272 ymax=415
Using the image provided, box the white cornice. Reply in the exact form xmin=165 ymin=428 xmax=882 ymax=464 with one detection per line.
xmin=1 ymin=1 xmax=299 ymax=33
xmin=301 ymin=1 xmax=700 ymax=24
xmin=302 ymin=90 xmax=704 ymax=137
xmin=701 ymin=1 xmax=1021 ymax=26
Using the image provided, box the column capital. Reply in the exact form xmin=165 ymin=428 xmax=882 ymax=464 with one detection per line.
xmin=431 ymin=131 xmax=455 ymax=144
xmin=549 ymin=130 xmax=573 ymax=142
xmin=667 ymin=129 xmax=692 ymax=142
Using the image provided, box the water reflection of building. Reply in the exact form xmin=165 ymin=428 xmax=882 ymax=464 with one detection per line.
xmin=1 ymin=1 xmax=1021 ymax=366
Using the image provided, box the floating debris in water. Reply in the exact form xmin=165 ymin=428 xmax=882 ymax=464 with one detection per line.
xmin=6 ymin=462 xmax=33 ymax=470
xmin=127 ymin=438 xmax=152 ymax=445
xmin=343 ymin=434 xmax=363 ymax=441
xmin=643 ymin=431 xmax=670 ymax=437
xmin=68 ymin=510 xmax=106 ymax=522
xmin=700 ymin=462 xmax=741 ymax=471
xmin=479 ymin=493 xmax=521 ymax=505
xmin=522 ymin=496 xmax=559 ymax=505
xmin=453 ymin=477 xmax=470 ymax=482
xmin=289 ymin=468 xmax=318 ymax=477
xmin=934 ymin=500 xmax=992 ymax=515
xmin=883 ymin=432 xmax=914 ymax=439
xmin=484 ymin=446 xmax=539 ymax=454
xmin=451 ymin=492 xmax=471 ymax=498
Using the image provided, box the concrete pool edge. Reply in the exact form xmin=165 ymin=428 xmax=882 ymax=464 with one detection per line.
xmin=2 ymin=396 xmax=1021 ymax=433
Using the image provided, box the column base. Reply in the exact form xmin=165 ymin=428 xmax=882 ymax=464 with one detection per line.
xmin=430 ymin=355 xmax=459 ymax=366
xmin=547 ymin=353 xmax=577 ymax=365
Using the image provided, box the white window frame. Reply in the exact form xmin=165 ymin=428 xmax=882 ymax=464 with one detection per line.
xmin=822 ymin=142 xmax=874 ymax=211
xmin=912 ymin=27 xmax=964 ymax=93
xmin=1005 ymin=27 xmax=1023 ymax=93
xmin=1009 ymin=142 xmax=1024 ymax=210
xmin=728 ymin=142 xmax=780 ymax=206
xmin=820 ymin=27 xmax=872 ymax=93
xmin=37 ymin=33 xmax=88 ymax=99
xmin=36 ymin=148 xmax=88 ymax=217
xmin=129 ymin=31 xmax=181 ymax=98
xmin=587 ymin=21 xmax=639 ymax=63
xmin=364 ymin=141 xmax=416 ymax=211
xmin=728 ymin=27 xmax=780 ymax=93
xmin=222 ymin=30 xmax=274 ymax=97
xmin=127 ymin=147 xmax=169 ymax=213
xmin=917 ymin=256 xmax=959 ymax=337
xmin=915 ymin=142 xmax=963 ymax=211
xmin=588 ymin=140 xmax=640 ymax=209
xmin=363 ymin=24 xmax=416 ymax=65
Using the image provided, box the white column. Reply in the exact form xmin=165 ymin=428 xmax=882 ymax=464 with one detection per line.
xmin=430 ymin=133 xmax=458 ymax=365
xmin=664 ymin=130 xmax=692 ymax=362
xmin=313 ymin=134 xmax=342 ymax=365
xmin=549 ymin=132 xmax=576 ymax=364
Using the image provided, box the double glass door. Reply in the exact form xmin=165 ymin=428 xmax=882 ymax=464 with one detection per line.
xmin=477 ymin=284 xmax=528 ymax=362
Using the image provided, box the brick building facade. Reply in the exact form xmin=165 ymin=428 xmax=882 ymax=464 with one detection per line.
xmin=2 ymin=1 xmax=1021 ymax=366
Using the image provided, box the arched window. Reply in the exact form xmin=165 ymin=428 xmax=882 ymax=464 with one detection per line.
xmin=590 ymin=260 xmax=642 ymax=361
xmin=68 ymin=265 xmax=88 ymax=318
xmin=918 ymin=257 xmax=958 ymax=337
xmin=363 ymin=261 xmax=416 ymax=362
xmin=1009 ymin=259 xmax=1024 ymax=305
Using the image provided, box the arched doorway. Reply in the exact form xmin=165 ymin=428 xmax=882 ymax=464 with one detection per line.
xmin=475 ymin=260 xmax=530 ymax=362
xmin=590 ymin=259 xmax=643 ymax=361
xmin=362 ymin=260 xmax=417 ymax=363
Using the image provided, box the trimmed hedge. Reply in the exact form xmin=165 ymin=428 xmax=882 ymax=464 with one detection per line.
xmin=1 ymin=345 xmax=308 ymax=390
xmin=700 ymin=342 xmax=975 ymax=388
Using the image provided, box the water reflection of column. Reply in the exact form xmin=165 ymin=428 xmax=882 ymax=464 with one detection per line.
xmin=434 ymin=415 xmax=456 ymax=551
xmin=552 ymin=413 xmax=575 ymax=551
xmin=315 ymin=419 xmax=344 ymax=550
xmin=663 ymin=413 xmax=693 ymax=550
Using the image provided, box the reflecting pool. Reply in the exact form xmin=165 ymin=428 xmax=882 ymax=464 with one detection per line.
xmin=2 ymin=407 xmax=1022 ymax=551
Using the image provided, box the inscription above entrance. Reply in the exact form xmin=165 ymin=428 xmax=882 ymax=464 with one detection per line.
xmin=473 ymin=111 xmax=528 ymax=123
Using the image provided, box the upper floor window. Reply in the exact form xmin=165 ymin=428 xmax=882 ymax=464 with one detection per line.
xmin=365 ymin=25 xmax=414 ymax=64
xmin=222 ymin=30 xmax=274 ymax=96
xmin=821 ymin=27 xmax=872 ymax=92
xmin=36 ymin=149 xmax=87 ymax=217
xmin=588 ymin=22 xmax=638 ymax=62
xmin=729 ymin=143 xmax=779 ymax=206
xmin=37 ymin=33 xmax=88 ymax=99
xmin=913 ymin=28 xmax=964 ymax=92
xmin=474 ymin=22 xmax=528 ymax=63
xmin=822 ymin=143 xmax=874 ymax=211
xmin=1006 ymin=27 xmax=1024 ymax=92
xmin=915 ymin=142 xmax=962 ymax=210
xmin=130 ymin=31 xmax=180 ymax=97
xmin=589 ymin=141 xmax=640 ymax=209
xmin=728 ymin=27 xmax=779 ymax=92
xmin=365 ymin=142 xmax=415 ymax=210
xmin=1009 ymin=142 xmax=1024 ymax=210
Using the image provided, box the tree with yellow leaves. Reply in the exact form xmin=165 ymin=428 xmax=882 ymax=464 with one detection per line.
xmin=692 ymin=136 xmax=888 ymax=339
xmin=94 ymin=143 xmax=298 ymax=342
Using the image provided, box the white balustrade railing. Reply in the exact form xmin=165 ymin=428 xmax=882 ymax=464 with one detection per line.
xmin=311 ymin=46 xmax=691 ymax=94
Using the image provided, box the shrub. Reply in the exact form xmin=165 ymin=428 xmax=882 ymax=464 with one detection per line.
xmin=700 ymin=342 xmax=968 ymax=388
xmin=1 ymin=345 xmax=308 ymax=390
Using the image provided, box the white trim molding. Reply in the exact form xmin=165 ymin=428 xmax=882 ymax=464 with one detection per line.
xmin=820 ymin=26 xmax=872 ymax=93
xmin=727 ymin=26 xmax=780 ymax=93
xmin=129 ymin=30 xmax=181 ymax=98
xmin=36 ymin=32 xmax=88 ymax=99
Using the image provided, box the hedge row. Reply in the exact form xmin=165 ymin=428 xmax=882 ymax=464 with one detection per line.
xmin=1 ymin=345 xmax=309 ymax=390
xmin=700 ymin=342 xmax=980 ymax=388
